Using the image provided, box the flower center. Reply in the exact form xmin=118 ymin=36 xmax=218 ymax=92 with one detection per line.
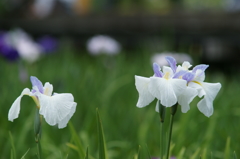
xmin=163 ymin=72 xmax=171 ymax=79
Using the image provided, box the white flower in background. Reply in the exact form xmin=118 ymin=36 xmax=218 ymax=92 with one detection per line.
xmin=8 ymin=76 xmax=77 ymax=128
xmin=6 ymin=29 xmax=42 ymax=63
xmin=33 ymin=0 xmax=56 ymax=18
xmin=87 ymin=35 xmax=121 ymax=55
xmin=151 ymin=52 xmax=193 ymax=66
xmin=33 ymin=0 xmax=76 ymax=18
xmin=135 ymin=56 xmax=221 ymax=117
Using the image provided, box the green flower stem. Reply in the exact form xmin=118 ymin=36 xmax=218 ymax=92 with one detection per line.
xmin=36 ymin=140 xmax=42 ymax=159
xmin=158 ymin=100 xmax=166 ymax=159
xmin=160 ymin=122 xmax=164 ymax=159
xmin=34 ymin=108 xmax=42 ymax=159
xmin=166 ymin=104 xmax=178 ymax=159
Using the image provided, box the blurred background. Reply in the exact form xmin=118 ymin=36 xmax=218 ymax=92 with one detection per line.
xmin=0 ymin=0 xmax=240 ymax=158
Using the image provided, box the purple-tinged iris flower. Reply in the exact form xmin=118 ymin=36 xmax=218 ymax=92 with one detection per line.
xmin=0 ymin=33 xmax=19 ymax=61
xmin=7 ymin=28 xmax=42 ymax=63
xmin=135 ymin=56 xmax=221 ymax=117
xmin=8 ymin=76 xmax=77 ymax=128
xmin=135 ymin=56 xmax=187 ymax=108
xmin=37 ymin=35 xmax=58 ymax=53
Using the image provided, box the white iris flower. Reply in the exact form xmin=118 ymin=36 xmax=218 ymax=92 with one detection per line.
xmin=8 ymin=76 xmax=77 ymax=128
xmin=135 ymin=56 xmax=221 ymax=117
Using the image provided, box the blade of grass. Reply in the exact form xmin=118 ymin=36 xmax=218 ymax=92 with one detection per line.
xmin=20 ymin=148 xmax=30 ymax=159
xmin=9 ymin=131 xmax=16 ymax=159
xmin=68 ymin=122 xmax=85 ymax=158
xmin=224 ymin=137 xmax=231 ymax=159
xmin=177 ymin=147 xmax=186 ymax=159
xmin=145 ymin=144 xmax=151 ymax=159
xmin=189 ymin=148 xmax=200 ymax=159
xmin=84 ymin=147 xmax=88 ymax=159
xmin=97 ymin=108 xmax=107 ymax=159
xmin=137 ymin=145 xmax=141 ymax=159
xmin=233 ymin=151 xmax=237 ymax=159
xmin=11 ymin=149 xmax=14 ymax=159
xmin=201 ymin=148 xmax=207 ymax=159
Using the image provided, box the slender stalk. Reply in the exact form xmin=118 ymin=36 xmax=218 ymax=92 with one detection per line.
xmin=158 ymin=100 xmax=166 ymax=159
xmin=166 ymin=104 xmax=178 ymax=159
xmin=160 ymin=122 xmax=164 ymax=159
xmin=34 ymin=108 xmax=42 ymax=159
xmin=166 ymin=114 xmax=174 ymax=159
xmin=36 ymin=139 xmax=42 ymax=159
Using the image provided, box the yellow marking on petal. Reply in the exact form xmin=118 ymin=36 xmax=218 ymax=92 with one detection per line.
xmin=163 ymin=72 xmax=171 ymax=79
xmin=31 ymin=96 xmax=40 ymax=108
xmin=193 ymin=81 xmax=202 ymax=86
xmin=44 ymin=88 xmax=49 ymax=96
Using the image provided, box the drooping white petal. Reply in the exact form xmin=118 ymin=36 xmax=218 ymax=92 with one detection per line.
xmin=58 ymin=103 xmax=77 ymax=128
xmin=178 ymin=87 xmax=198 ymax=113
xmin=8 ymin=88 xmax=30 ymax=121
xmin=38 ymin=93 xmax=76 ymax=126
xmin=149 ymin=77 xmax=187 ymax=107
xmin=135 ymin=75 xmax=155 ymax=108
xmin=43 ymin=82 xmax=53 ymax=96
xmin=196 ymin=82 xmax=221 ymax=117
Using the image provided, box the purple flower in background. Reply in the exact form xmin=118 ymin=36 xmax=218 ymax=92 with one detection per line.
xmin=37 ymin=35 xmax=58 ymax=53
xmin=7 ymin=28 xmax=42 ymax=63
xmin=0 ymin=32 xmax=19 ymax=61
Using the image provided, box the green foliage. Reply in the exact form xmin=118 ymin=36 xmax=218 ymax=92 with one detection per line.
xmin=0 ymin=44 xmax=239 ymax=158
xmin=84 ymin=147 xmax=88 ymax=159
xmin=20 ymin=149 xmax=30 ymax=159
xmin=97 ymin=109 xmax=108 ymax=159
xmin=67 ymin=122 xmax=85 ymax=158
xmin=9 ymin=131 xmax=16 ymax=159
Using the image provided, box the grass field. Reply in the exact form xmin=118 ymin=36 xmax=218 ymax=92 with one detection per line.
xmin=0 ymin=41 xmax=239 ymax=159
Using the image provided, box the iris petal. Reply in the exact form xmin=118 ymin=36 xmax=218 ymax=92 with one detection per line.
xmin=153 ymin=63 xmax=163 ymax=77
xmin=58 ymin=104 xmax=77 ymax=128
xmin=30 ymin=76 xmax=44 ymax=93
xmin=197 ymin=82 xmax=221 ymax=117
xmin=182 ymin=72 xmax=195 ymax=82
xmin=135 ymin=75 xmax=155 ymax=107
xmin=43 ymin=82 xmax=53 ymax=96
xmin=165 ymin=56 xmax=177 ymax=73
xmin=178 ymin=87 xmax=198 ymax=113
xmin=149 ymin=77 xmax=186 ymax=107
xmin=173 ymin=70 xmax=187 ymax=79
xmin=8 ymin=88 xmax=30 ymax=121
xmin=38 ymin=93 xmax=77 ymax=127
xmin=192 ymin=64 xmax=209 ymax=74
